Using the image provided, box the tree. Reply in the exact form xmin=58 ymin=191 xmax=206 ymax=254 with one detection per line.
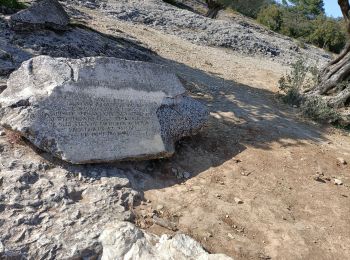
xmin=282 ymin=0 xmax=325 ymax=16
xmin=307 ymin=0 xmax=350 ymax=116
xmin=257 ymin=4 xmax=283 ymax=31
xmin=205 ymin=0 xmax=224 ymax=18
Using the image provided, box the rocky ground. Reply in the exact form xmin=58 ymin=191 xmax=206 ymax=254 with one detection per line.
xmin=66 ymin=0 xmax=331 ymax=65
xmin=0 ymin=0 xmax=350 ymax=259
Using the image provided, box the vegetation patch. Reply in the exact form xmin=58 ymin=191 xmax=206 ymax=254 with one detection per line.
xmin=0 ymin=0 xmax=26 ymax=10
xmin=279 ymin=58 xmax=341 ymax=124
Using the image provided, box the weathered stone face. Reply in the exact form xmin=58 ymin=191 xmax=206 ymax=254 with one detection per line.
xmin=0 ymin=56 xmax=208 ymax=163
xmin=10 ymin=0 xmax=69 ymax=31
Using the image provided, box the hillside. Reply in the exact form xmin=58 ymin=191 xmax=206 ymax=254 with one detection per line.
xmin=0 ymin=1 xmax=349 ymax=259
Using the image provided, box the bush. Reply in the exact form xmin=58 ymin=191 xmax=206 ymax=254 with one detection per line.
xmin=300 ymin=96 xmax=340 ymax=123
xmin=308 ymin=16 xmax=346 ymax=53
xmin=219 ymin=0 xmax=274 ymax=18
xmin=279 ymin=58 xmax=319 ymax=104
xmin=279 ymin=58 xmax=340 ymax=123
xmin=0 ymin=0 xmax=26 ymax=9
xmin=257 ymin=4 xmax=283 ymax=31
xmin=257 ymin=4 xmax=347 ymax=54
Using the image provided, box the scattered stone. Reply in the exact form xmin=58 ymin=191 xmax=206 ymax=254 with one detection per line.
xmin=313 ymin=173 xmax=327 ymax=183
xmin=334 ymin=179 xmax=343 ymax=185
xmin=241 ymin=171 xmax=251 ymax=176
xmin=337 ymin=158 xmax=347 ymax=165
xmin=227 ymin=233 xmax=234 ymax=239
xmin=0 ymin=56 xmax=208 ymax=163
xmin=99 ymin=221 xmax=232 ymax=259
xmin=183 ymin=171 xmax=191 ymax=179
xmin=10 ymin=0 xmax=70 ymax=31
xmin=156 ymin=204 xmax=164 ymax=211
xmin=0 ymin=131 xmax=5 ymax=136
xmin=152 ymin=216 xmax=178 ymax=231
xmin=234 ymin=197 xmax=243 ymax=204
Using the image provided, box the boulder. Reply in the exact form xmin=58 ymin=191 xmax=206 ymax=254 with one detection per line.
xmin=99 ymin=221 xmax=233 ymax=260
xmin=0 ymin=56 xmax=208 ymax=163
xmin=10 ymin=0 xmax=69 ymax=31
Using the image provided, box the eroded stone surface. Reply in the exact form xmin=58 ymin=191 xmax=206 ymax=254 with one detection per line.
xmin=10 ymin=0 xmax=69 ymax=31
xmin=0 ymin=56 xmax=208 ymax=163
xmin=99 ymin=221 xmax=233 ymax=260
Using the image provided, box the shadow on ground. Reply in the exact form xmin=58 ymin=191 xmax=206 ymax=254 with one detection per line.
xmin=24 ymin=55 xmax=327 ymax=194
xmin=0 ymin=19 xmax=327 ymax=194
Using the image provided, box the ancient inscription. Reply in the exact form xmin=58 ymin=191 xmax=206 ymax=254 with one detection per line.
xmin=41 ymin=93 xmax=160 ymax=139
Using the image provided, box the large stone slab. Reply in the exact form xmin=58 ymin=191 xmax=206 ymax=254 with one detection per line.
xmin=0 ymin=56 xmax=208 ymax=163
xmin=10 ymin=0 xmax=69 ymax=31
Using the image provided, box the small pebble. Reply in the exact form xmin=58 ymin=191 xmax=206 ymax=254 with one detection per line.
xmin=337 ymin=158 xmax=347 ymax=165
xmin=156 ymin=204 xmax=164 ymax=211
xmin=0 ymin=131 xmax=5 ymax=136
xmin=334 ymin=179 xmax=343 ymax=185
xmin=234 ymin=197 xmax=243 ymax=204
xmin=183 ymin=171 xmax=191 ymax=179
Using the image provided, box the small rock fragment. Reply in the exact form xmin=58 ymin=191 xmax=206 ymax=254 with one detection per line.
xmin=183 ymin=171 xmax=191 ymax=179
xmin=234 ymin=197 xmax=243 ymax=204
xmin=334 ymin=179 xmax=343 ymax=185
xmin=337 ymin=158 xmax=347 ymax=165
xmin=156 ymin=205 xmax=164 ymax=211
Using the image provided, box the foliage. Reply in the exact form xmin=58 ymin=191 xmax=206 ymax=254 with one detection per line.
xmin=308 ymin=16 xmax=347 ymax=53
xmin=257 ymin=4 xmax=283 ymax=31
xmin=279 ymin=58 xmax=340 ymax=123
xmin=300 ymin=96 xmax=340 ymax=123
xmin=279 ymin=58 xmax=319 ymax=95
xmin=282 ymin=0 xmax=324 ymax=16
xmin=0 ymin=0 xmax=26 ymax=9
xmin=257 ymin=2 xmax=347 ymax=53
xmin=216 ymin=0 xmax=274 ymax=18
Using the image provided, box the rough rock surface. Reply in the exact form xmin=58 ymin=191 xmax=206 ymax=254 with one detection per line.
xmin=0 ymin=135 xmax=141 ymax=259
xmin=0 ymin=127 xmax=232 ymax=259
xmin=0 ymin=56 xmax=208 ymax=163
xmin=0 ymin=11 xmax=154 ymax=79
xmin=64 ymin=0 xmax=331 ymax=65
xmin=99 ymin=221 xmax=233 ymax=260
xmin=10 ymin=0 xmax=69 ymax=31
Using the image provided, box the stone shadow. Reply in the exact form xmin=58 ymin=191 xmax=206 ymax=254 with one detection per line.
xmin=0 ymin=15 xmax=157 ymax=79
xmin=21 ymin=55 xmax=327 ymax=194
xmin=0 ymin=17 xmax=327 ymax=194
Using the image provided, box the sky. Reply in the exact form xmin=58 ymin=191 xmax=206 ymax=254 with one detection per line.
xmin=324 ymin=0 xmax=342 ymax=17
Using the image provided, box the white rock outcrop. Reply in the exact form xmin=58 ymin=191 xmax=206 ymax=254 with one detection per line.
xmin=99 ymin=221 xmax=233 ymax=260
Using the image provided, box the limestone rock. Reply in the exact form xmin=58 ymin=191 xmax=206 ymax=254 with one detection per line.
xmin=0 ymin=56 xmax=208 ymax=163
xmin=10 ymin=0 xmax=69 ymax=31
xmin=99 ymin=221 xmax=233 ymax=260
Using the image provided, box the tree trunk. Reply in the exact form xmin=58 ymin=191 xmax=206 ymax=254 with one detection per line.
xmin=205 ymin=0 xmax=223 ymax=19
xmin=307 ymin=0 xmax=350 ymax=110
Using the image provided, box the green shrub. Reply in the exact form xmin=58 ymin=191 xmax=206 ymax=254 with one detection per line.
xmin=0 ymin=0 xmax=26 ymax=9
xmin=219 ymin=0 xmax=274 ymax=18
xmin=257 ymin=4 xmax=283 ymax=31
xmin=308 ymin=16 xmax=346 ymax=53
xmin=256 ymin=3 xmax=347 ymax=54
xmin=300 ymin=96 xmax=340 ymax=123
xmin=279 ymin=58 xmax=340 ymax=123
xmin=278 ymin=58 xmax=319 ymax=102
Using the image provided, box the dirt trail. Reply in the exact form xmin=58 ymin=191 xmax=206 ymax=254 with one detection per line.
xmin=85 ymin=9 xmax=350 ymax=260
